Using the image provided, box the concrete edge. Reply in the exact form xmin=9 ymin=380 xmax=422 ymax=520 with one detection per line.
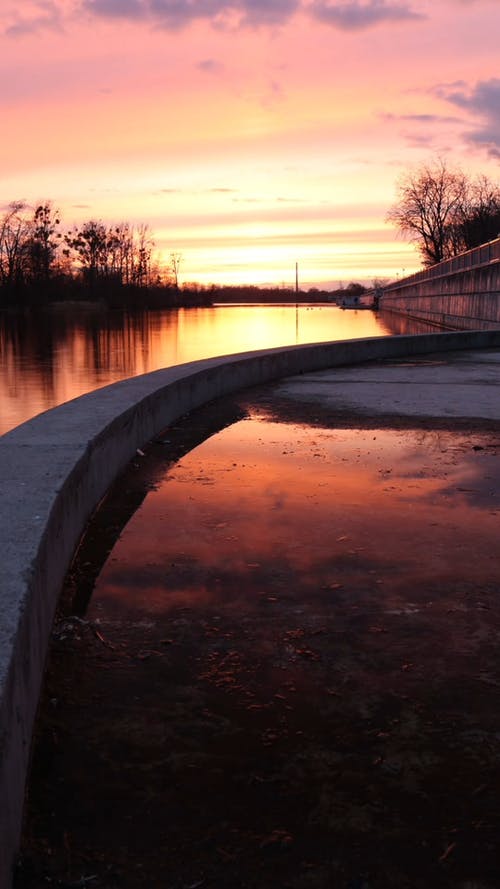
xmin=2 ymin=329 xmax=500 ymax=885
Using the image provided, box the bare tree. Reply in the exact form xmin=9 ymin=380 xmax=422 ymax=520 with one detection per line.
xmin=0 ymin=202 xmax=31 ymax=292
xmin=387 ymin=158 xmax=468 ymax=266
xmin=170 ymin=252 xmax=182 ymax=289
xmin=0 ymin=203 xmax=178 ymax=303
xmin=64 ymin=219 xmax=157 ymax=291
xmin=457 ymin=175 xmax=500 ymax=251
xmin=133 ymin=224 xmax=154 ymax=287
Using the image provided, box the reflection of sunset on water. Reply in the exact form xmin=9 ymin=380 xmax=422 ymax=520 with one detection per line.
xmin=0 ymin=305 xmax=389 ymax=434
xmin=90 ymin=419 xmax=500 ymax=619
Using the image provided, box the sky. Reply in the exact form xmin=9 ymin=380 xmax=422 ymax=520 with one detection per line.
xmin=1 ymin=0 xmax=500 ymax=288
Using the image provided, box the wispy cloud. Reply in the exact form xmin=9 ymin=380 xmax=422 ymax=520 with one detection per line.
xmin=381 ymin=112 xmax=463 ymax=125
xmin=84 ymin=0 xmax=145 ymax=17
xmin=3 ymin=1 xmax=64 ymax=37
xmin=153 ymin=186 xmax=238 ymax=195
xmin=196 ymin=58 xmax=225 ymax=73
xmin=436 ymin=78 xmax=500 ymax=158
xmin=2 ymin=0 xmax=427 ymax=36
xmin=308 ymin=0 xmax=425 ymax=30
xmin=239 ymin=0 xmax=301 ymax=26
xmin=82 ymin=0 xmax=300 ymax=28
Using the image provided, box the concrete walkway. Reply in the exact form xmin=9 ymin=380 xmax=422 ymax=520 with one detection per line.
xmin=273 ymin=348 xmax=500 ymax=422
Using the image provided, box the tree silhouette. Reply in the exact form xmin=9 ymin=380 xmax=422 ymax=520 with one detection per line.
xmin=170 ymin=252 xmax=182 ymax=289
xmin=27 ymin=203 xmax=62 ymax=286
xmin=387 ymin=158 xmax=500 ymax=266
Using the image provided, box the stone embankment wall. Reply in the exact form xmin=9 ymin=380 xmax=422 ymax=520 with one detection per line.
xmin=380 ymin=238 xmax=500 ymax=329
xmin=2 ymin=330 xmax=500 ymax=887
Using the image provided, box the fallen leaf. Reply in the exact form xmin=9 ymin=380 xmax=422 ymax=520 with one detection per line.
xmin=439 ymin=842 xmax=456 ymax=862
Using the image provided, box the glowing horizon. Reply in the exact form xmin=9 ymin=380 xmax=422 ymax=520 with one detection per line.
xmin=1 ymin=0 xmax=500 ymax=288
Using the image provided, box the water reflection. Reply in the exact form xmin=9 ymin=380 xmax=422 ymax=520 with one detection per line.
xmin=0 ymin=304 xmax=391 ymax=435
xmin=22 ymin=406 xmax=500 ymax=888
xmin=89 ymin=420 xmax=500 ymax=622
xmin=379 ymin=310 xmax=446 ymax=336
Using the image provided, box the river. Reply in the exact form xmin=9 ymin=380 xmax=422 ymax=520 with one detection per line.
xmin=0 ymin=303 xmax=395 ymax=435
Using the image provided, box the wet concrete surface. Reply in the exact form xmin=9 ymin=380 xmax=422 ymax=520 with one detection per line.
xmin=16 ymin=352 xmax=500 ymax=889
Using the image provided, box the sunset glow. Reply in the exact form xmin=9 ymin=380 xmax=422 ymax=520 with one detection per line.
xmin=0 ymin=305 xmax=389 ymax=434
xmin=2 ymin=0 xmax=500 ymax=286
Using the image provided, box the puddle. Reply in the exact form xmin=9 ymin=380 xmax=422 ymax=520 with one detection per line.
xmin=17 ymin=393 xmax=500 ymax=889
xmin=89 ymin=420 xmax=500 ymax=622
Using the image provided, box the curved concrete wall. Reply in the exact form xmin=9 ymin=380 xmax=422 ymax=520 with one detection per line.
xmin=2 ymin=329 xmax=500 ymax=886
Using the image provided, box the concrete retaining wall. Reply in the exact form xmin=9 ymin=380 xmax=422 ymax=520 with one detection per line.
xmin=381 ymin=291 xmax=500 ymax=330
xmin=2 ymin=329 xmax=500 ymax=885
xmin=380 ymin=237 xmax=500 ymax=329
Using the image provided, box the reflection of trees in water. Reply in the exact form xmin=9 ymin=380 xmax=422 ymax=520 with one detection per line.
xmin=82 ymin=308 xmax=160 ymax=377
xmin=0 ymin=307 xmax=181 ymax=431
xmin=1 ymin=305 xmax=180 ymax=376
xmin=0 ymin=310 xmax=59 ymax=396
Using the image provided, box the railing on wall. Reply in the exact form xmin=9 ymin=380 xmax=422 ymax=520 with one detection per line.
xmin=384 ymin=237 xmax=500 ymax=291
xmin=379 ymin=238 xmax=500 ymax=329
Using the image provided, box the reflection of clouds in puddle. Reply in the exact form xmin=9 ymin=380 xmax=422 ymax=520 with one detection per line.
xmin=364 ymin=429 xmax=500 ymax=509
xmin=90 ymin=421 xmax=500 ymax=618
xmin=438 ymin=455 xmax=500 ymax=509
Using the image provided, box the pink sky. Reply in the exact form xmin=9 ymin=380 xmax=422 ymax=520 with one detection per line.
xmin=1 ymin=0 xmax=499 ymax=287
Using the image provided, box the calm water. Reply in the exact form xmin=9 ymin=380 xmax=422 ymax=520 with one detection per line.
xmin=0 ymin=303 xmax=393 ymax=435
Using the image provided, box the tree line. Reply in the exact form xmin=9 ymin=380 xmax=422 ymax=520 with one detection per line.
xmin=0 ymin=201 xmax=181 ymax=306
xmin=387 ymin=158 xmax=500 ymax=267
xmin=4 ymin=159 xmax=495 ymax=307
xmin=0 ymin=199 xmax=368 ymax=308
